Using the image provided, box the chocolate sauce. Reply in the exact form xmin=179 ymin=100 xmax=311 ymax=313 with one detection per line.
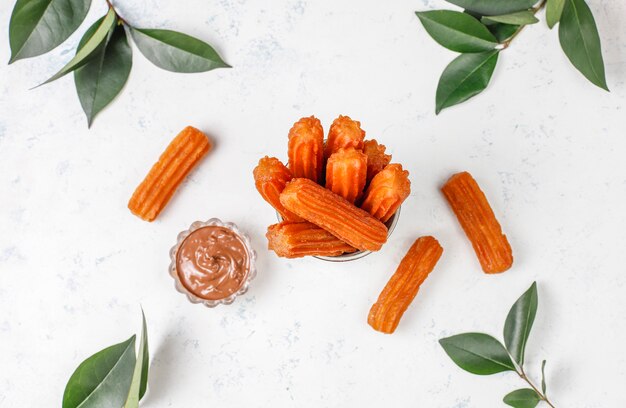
xmin=176 ymin=226 xmax=250 ymax=301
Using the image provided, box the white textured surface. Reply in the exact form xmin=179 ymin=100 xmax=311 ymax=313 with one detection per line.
xmin=1 ymin=0 xmax=625 ymax=406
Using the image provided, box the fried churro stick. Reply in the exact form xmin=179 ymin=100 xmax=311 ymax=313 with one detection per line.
xmin=361 ymin=164 xmax=411 ymax=222
xmin=287 ymin=116 xmax=324 ymax=183
xmin=128 ymin=126 xmax=211 ymax=222
xmin=325 ymin=147 xmax=368 ymax=203
xmin=368 ymin=236 xmax=443 ymax=334
xmin=253 ymin=156 xmax=303 ymax=221
xmin=441 ymin=171 xmax=513 ymax=274
xmin=267 ymin=221 xmax=356 ymax=258
xmin=325 ymin=115 xmax=365 ymax=158
xmin=280 ymin=178 xmax=388 ymax=251
xmin=363 ymin=139 xmax=391 ymax=184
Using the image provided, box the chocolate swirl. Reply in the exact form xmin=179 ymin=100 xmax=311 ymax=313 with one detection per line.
xmin=176 ymin=226 xmax=250 ymax=300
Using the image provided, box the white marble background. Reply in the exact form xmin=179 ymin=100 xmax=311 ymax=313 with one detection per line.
xmin=1 ymin=0 xmax=625 ymax=406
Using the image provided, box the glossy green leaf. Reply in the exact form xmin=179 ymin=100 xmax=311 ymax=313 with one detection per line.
xmin=62 ymin=335 xmax=136 ymax=408
xmin=416 ymin=11 xmax=497 ymax=53
xmin=558 ymin=0 xmax=608 ymax=90
xmin=435 ymin=50 xmax=499 ymax=114
xmin=488 ymin=23 xmax=520 ymax=42
xmin=541 ymin=360 xmax=547 ymax=394
xmin=546 ymin=0 xmax=566 ymax=28
xmin=124 ymin=311 xmax=149 ymax=407
xmin=445 ymin=0 xmax=538 ymax=16
xmin=9 ymin=0 xmax=91 ymax=63
xmin=439 ymin=332 xmax=515 ymax=375
xmin=504 ymin=282 xmax=538 ymax=366
xmin=40 ymin=8 xmax=117 ymax=86
xmin=130 ymin=28 xmax=230 ymax=73
xmin=74 ymin=21 xmax=132 ymax=127
xmin=503 ymin=388 xmax=541 ymax=408
xmin=482 ymin=11 xmax=538 ymax=26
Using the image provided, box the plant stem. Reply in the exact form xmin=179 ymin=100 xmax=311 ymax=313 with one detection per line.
xmin=518 ymin=367 xmax=556 ymax=407
xmin=500 ymin=0 xmax=548 ymax=49
xmin=105 ymin=0 xmax=129 ymax=26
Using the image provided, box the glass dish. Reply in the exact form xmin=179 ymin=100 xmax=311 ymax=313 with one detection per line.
xmin=276 ymin=207 xmax=400 ymax=262
xmin=168 ymin=218 xmax=257 ymax=307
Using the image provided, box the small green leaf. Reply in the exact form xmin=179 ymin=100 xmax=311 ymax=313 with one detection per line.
xmin=503 ymin=388 xmax=541 ymax=408
xmin=541 ymin=360 xmax=547 ymax=394
xmin=416 ymin=11 xmax=498 ymax=53
xmin=40 ymin=8 xmax=117 ymax=86
xmin=504 ymin=282 xmax=538 ymax=366
xmin=130 ymin=28 xmax=230 ymax=73
xmin=488 ymin=23 xmax=520 ymax=42
xmin=435 ymin=50 xmax=499 ymax=114
xmin=74 ymin=21 xmax=132 ymax=127
xmin=558 ymin=0 xmax=608 ymax=90
xmin=62 ymin=335 xmax=137 ymax=408
xmin=124 ymin=310 xmax=149 ymax=407
xmin=482 ymin=11 xmax=539 ymax=26
xmin=9 ymin=0 xmax=92 ymax=63
xmin=546 ymin=0 xmax=566 ymax=28
xmin=439 ymin=332 xmax=515 ymax=375
xmin=445 ymin=0 xmax=538 ymax=16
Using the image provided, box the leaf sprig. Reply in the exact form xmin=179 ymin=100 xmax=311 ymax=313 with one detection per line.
xmin=62 ymin=311 xmax=149 ymax=408
xmin=416 ymin=0 xmax=609 ymax=114
xmin=9 ymin=0 xmax=230 ymax=126
xmin=439 ymin=282 xmax=557 ymax=408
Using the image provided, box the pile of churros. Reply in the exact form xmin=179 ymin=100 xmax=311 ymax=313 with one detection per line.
xmin=254 ymin=115 xmax=411 ymax=258
xmin=254 ymin=116 xmax=513 ymax=334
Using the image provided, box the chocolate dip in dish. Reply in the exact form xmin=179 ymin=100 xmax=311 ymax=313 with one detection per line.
xmin=169 ymin=219 xmax=256 ymax=307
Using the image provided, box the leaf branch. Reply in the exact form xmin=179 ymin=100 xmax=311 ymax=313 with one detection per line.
xmin=105 ymin=0 xmax=129 ymax=26
xmin=518 ymin=366 xmax=556 ymax=407
xmin=500 ymin=0 xmax=548 ymax=49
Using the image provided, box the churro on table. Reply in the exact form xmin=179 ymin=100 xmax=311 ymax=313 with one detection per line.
xmin=129 ymin=126 xmax=211 ymax=222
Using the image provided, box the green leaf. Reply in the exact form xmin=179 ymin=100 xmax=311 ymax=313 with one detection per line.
xmin=62 ymin=335 xmax=137 ymax=408
xmin=435 ymin=50 xmax=499 ymax=114
xmin=416 ymin=11 xmax=498 ymax=53
xmin=504 ymin=282 xmax=538 ymax=366
xmin=439 ymin=332 xmax=516 ymax=375
xmin=124 ymin=311 xmax=149 ymax=407
xmin=130 ymin=28 xmax=230 ymax=73
xmin=40 ymin=8 xmax=117 ymax=86
xmin=74 ymin=22 xmax=132 ymax=126
xmin=546 ymin=0 xmax=566 ymax=28
xmin=541 ymin=360 xmax=547 ymax=394
xmin=503 ymin=388 xmax=541 ymax=408
xmin=558 ymin=0 xmax=608 ymax=90
xmin=482 ymin=11 xmax=539 ymax=26
xmin=445 ymin=0 xmax=538 ymax=16
xmin=488 ymin=23 xmax=520 ymax=42
xmin=9 ymin=0 xmax=91 ymax=63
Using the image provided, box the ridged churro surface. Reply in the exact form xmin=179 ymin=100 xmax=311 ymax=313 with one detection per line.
xmin=128 ymin=126 xmax=211 ymax=222
xmin=253 ymin=156 xmax=302 ymax=221
xmin=441 ymin=171 xmax=513 ymax=274
xmin=267 ymin=221 xmax=356 ymax=258
xmin=368 ymin=236 xmax=443 ymax=334
xmin=325 ymin=147 xmax=368 ymax=203
xmin=287 ymin=116 xmax=324 ymax=183
xmin=361 ymin=164 xmax=411 ymax=222
xmin=325 ymin=115 xmax=365 ymax=158
xmin=363 ymin=139 xmax=391 ymax=184
xmin=280 ymin=178 xmax=388 ymax=251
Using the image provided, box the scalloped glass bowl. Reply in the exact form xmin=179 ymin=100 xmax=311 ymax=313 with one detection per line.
xmin=276 ymin=207 xmax=401 ymax=262
xmin=169 ymin=218 xmax=257 ymax=307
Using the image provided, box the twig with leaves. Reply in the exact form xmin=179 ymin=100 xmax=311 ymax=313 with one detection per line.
xmin=62 ymin=311 xmax=149 ymax=408
xmin=416 ymin=0 xmax=609 ymax=114
xmin=440 ymin=282 xmax=557 ymax=408
xmin=8 ymin=0 xmax=230 ymax=127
